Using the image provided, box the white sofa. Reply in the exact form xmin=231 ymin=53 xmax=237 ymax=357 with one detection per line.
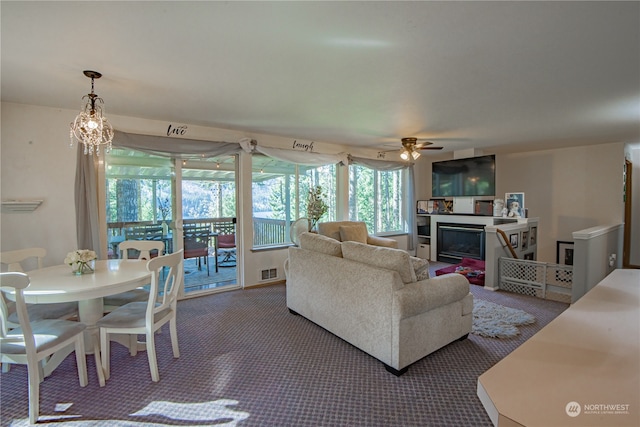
xmin=285 ymin=232 xmax=473 ymax=375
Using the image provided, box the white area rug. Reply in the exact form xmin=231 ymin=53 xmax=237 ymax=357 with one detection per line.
xmin=472 ymin=299 xmax=536 ymax=338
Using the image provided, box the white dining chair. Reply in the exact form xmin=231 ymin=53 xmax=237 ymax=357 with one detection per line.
xmin=0 ymin=248 xmax=78 ymax=328
xmin=102 ymin=240 xmax=165 ymax=313
xmin=0 ymin=272 xmax=88 ymax=424
xmin=98 ymin=249 xmax=183 ymax=382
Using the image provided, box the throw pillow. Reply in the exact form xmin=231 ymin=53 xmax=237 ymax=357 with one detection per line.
xmin=410 ymin=256 xmax=430 ymax=281
xmin=341 ymin=241 xmax=416 ymax=284
xmin=299 ymin=232 xmax=343 ymax=257
xmin=339 ymin=225 xmax=368 ymax=244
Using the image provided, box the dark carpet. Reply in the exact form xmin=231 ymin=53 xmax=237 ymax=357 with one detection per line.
xmin=0 ymin=266 xmax=568 ymax=426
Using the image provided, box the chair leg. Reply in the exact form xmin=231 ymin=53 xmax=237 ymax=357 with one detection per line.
xmin=129 ymin=334 xmax=138 ymax=356
xmin=27 ymin=361 xmax=40 ymax=424
xmin=93 ymin=336 xmax=105 ymax=387
xmin=100 ymin=330 xmax=111 ymax=381
xmin=75 ymin=338 xmax=88 ymax=387
xmin=170 ymin=317 xmax=180 ymax=358
xmin=146 ymin=331 xmax=160 ymax=382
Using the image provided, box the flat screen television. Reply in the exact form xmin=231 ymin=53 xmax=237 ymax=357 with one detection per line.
xmin=432 ymin=155 xmax=496 ymax=197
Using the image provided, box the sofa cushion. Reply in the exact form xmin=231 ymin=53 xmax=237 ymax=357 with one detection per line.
xmin=299 ymin=232 xmax=343 ymax=257
xmin=341 ymin=241 xmax=416 ymax=284
xmin=410 ymin=256 xmax=430 ymax=281
xmin=339 ymin=224 xmax=368 ymax=244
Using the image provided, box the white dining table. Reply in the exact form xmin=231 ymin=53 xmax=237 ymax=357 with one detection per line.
xmin=15 ymin=259 xmax=151 ymax=386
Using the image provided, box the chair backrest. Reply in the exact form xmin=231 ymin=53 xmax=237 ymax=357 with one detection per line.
xmin=0 ymin=272 xmax=34 ymax=353
xmin=0 ymin=248 xmax=46 ymax=272
xmin=218 ymin=233 xmax=236 ymax=248
xmin=145 ymin=250 xmax=184 ymax=324
xmin=126 ymin=225 xmax=164 ymax=241
xmin=119 ymin=240 xmax=165 ymax=260
xmin=183 ymin=227 xmax=210 ymax=258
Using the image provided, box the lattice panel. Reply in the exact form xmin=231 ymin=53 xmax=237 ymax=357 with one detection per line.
xmin=499 ymin=257 xmax=572 ymax=302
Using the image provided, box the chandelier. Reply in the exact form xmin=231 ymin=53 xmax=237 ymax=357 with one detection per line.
xmin=69 ymin=70 xmax=114 ymax=156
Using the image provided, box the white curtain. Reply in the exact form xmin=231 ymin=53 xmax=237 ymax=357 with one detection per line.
xmin=349 ymin=156 xmax=416 ymax=251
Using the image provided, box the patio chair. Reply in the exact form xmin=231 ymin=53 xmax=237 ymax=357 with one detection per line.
xmin=217 ymin=233 xmax=236 ymax=267
xmin=183 ymin=227 xmax=211 ymax=275
xmin=0 ymin=272 xmax=88 ymax=424
xmin=98 ymin=250 xmax=183 ymax=382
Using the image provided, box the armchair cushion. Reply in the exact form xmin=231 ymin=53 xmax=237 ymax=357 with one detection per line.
xmin=339 ymin=225 xmax=368 ymax=244
xmin=317 ymin=221 xmax=398 ymax=249
xmin=341 ymin=241 xmax=416 ymax=284
xmin=299 ymin=232 xmax=343 ymax=257
xmin=410 ymin=256 xmax=431 ymax=281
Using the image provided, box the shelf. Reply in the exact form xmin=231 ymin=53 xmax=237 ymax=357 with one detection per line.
xmin=1 ymin=199 xmax=43 ymax=212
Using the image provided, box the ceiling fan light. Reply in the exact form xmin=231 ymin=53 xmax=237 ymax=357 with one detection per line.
xmin=400 ymin=150 xmax=410 ymax=160
xmin=411 ymin=150 xmax=421 ymax=160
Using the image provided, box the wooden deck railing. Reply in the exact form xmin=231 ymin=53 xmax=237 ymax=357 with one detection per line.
xmin=108 ymin=217 xmax=290 ymax=248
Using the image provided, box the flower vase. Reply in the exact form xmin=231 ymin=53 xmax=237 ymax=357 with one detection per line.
xmin=162 ymin=221 xmax=169 ymax=236
xmin=72 ymin=260 xmax=95 ymax=275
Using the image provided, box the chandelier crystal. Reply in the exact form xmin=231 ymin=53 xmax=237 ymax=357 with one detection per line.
xmin=69 ymin=70 xmax=114 ymax=156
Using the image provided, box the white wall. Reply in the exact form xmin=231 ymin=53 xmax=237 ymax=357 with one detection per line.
xmin=415 ymin=144 xmax=626 ymax=263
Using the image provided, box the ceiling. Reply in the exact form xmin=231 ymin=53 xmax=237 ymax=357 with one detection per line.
xmin=2 ymin=1 xmax=639 ymax=155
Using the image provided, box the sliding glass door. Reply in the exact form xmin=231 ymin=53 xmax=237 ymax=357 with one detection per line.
xmin=104 ymin=148 xmax=238 ymax=298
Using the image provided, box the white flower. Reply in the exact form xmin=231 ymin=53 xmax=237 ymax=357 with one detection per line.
xmin=65 ymin=249 xmax=97 ymax=265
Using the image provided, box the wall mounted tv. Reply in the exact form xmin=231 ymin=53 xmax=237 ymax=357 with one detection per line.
xmin=432 ymin=154 xmax=496 ymax=197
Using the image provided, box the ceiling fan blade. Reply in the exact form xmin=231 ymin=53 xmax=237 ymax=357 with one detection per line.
xmin=419 ymin=146 xmax=443 ymax=150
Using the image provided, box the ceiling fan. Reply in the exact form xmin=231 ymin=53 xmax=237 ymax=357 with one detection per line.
xmin=379 ymin=137 xmax=443 ymax=160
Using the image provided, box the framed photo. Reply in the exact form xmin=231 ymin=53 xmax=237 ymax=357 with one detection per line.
xmin=509 ymin=233 xmax=519 ymax=249
xmin=529 ymin=226 xmax=537 ymax=246
xmin=505 ymin=192 xmax=525 ymax=218
xmin=417 ymin=200 xmax=429 ymax=214
xmin=521 ymin=230 xmax=529 ymax=250
xmin=556 ymin=241 xmax=574 ymax=266
xmin=523 ymin=252 xmax=535 ymax=260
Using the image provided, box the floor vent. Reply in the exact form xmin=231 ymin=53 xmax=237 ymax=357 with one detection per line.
xmin=260 ymin=268 xmax=278 ymax=281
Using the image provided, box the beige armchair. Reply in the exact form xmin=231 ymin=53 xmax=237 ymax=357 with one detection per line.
xmin=317 ymin=221 xmax=398 ymax=249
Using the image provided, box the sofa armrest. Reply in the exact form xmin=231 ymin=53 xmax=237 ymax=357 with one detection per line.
xmin=394 ymin=273 xmax=470 ymax=319
xmin=367 ymin=235 xmax=398 ymax=249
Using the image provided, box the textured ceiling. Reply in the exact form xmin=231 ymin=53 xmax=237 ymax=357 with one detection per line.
xmin=1 ymin=1 xmax=639 ymax=155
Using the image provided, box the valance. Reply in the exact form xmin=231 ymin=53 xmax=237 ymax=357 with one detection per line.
xmin=113 ymin=131 xmax=242 ymax=159
xmin=348 ymin=155 xmax=410 ymax=171
xmin=239 ymin=138 xmax=348 ymax=167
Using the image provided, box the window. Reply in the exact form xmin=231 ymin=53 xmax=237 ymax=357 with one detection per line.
xmin=349 ymin=165 xmax=405 ymax=234
xmin=252 ymin=154 xmax=336 ymax=247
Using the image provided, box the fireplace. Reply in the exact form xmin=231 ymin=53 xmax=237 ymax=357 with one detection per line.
xmin=437 ymin=223 xmax=486 ymax=263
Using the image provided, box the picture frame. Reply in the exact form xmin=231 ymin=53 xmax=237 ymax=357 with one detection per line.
xmin=417 ymin=200 xmax=429 ymax=214
xmin=505 ymin=192 xmax=525 ymax=218
xmin=509 ymin=233 xmax=519 ymax=249
xmin=521 ymin=230 xmax=529 ymax=250
xmin=523 ymin=252 xmax=535 ymax=261
xmin=529 ymin=226 xmax=537 ymax=246
xmin=556 ymin=241 xmax=574 ymax=266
